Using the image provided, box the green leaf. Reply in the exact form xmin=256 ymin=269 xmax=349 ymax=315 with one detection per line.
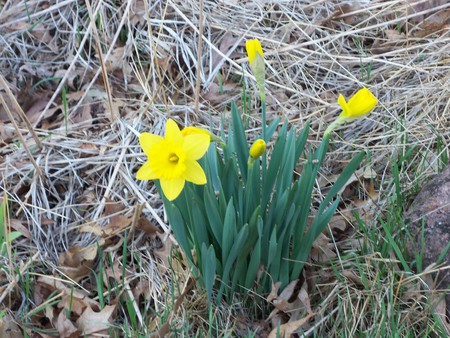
xmin=277 ymin=128 xmax=296 ymax=191
xmin=191 ymin=198 xmax=211 ymax=260
xmin=262 ymin=123 xmax=288 ymax=208
xmin=294 ymin=121 xmax=310 ymax=162
xmin=245 ymin=219 xmax=263 ymax=288
xmin=6 ymin=231 xmax=22 ymax=242
xmin=317 ymin=150 xmax=365 ymax=216
xmin=231 ymin=101 xmax=249 ymax=181
xmin=201 ymin=244 xmax=217 ymax=303
xmin=218 ymin=224 xmax=249 ymax=301
xmin=204 ymin=188 xmax=223 ymax=248
xmin=167 ymin=204 xmax=194 ymax=264
xmin=266 ymin=117 xmax=281 ymax=141
xmin=222 ymin=198 xmax=237 ymax=263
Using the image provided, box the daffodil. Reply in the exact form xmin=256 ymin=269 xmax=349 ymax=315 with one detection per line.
xmin=137 ymin=119 xmax=210 ymax=201
xmin=325 ymin=87 xmax=377 ymax=135
xmin=246 ymin=39 xmax=266 ymax=102
xmin=248 ymin=138 xmax=266 ymax=168
xmin=249 ymin=139 xmax=266 ymax=159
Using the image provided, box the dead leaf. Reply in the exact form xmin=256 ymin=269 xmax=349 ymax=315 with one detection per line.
xmin=55 ymin=310 xmax=80 ymax=338
xmin=267 ymin=282 xmax=282 ymax=303
xmin=336 ymin=3 xmax=363 ymax=25
xmin=76 ymin=304 xmax=116 ymax=335
xmin=407 ymin=0 xmax=449 ymax=24
xmin=58 ymin=295 xmax=88 ymax=317
xmin=271 ymin=280 xmax=305 ymax=318
xmin=268 ymin=313 xmax=315 ymax=338
xmin=103 ymin=258 xmax=133 ymax=286
xmin=310 ymin=233 xmax=336 ymax=263
xmin=328 ymin=214 xmax=349 ymax=232
xmin=153 ymin=232 xmax=175 ymax=274
xmin=58 ymin=245 xmax=97 ymax=281
xmin=8 ymin=219 xmax=31 ymax=239
xmin=210 ymin=32 xmax=241 ymax=71
xmin=0 ymin=314 xmax=23 ymax=338
xmin=37 ymin=276 xmax=99 ymax=309
xmin=412 ymin=9 xmax=450 ymax=37
xmin=137 ymin=217 xmax=160 ymax=235
xmin=202 ymin=82 xmax=239 ymax=106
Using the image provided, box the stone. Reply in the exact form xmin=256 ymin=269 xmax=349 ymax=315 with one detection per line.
xmin=405 ymin=165 xmax=450 ymax=315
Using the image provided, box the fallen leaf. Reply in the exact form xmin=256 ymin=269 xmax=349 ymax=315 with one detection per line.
xmin=59 ymin=245 xmax=97 ymax=267
xmin=37 ymin=276 xmax=99 ymax=309
xmin=202 ymin=82 xmax=239 ymax=106
xmin=77 ymin=304 xmax=116 ymax=335
xmin=0 ymin=313 xmax=23 ymax=338
xmin=310 ymin=233 xmax=336 ymax=263
xmin=57 ymin=245 xmax=97 ymax=281
xmin=137 ymin=217 xmax=160 ymax=235
xmin=210 ymin=32 xmax=241 ymax=72
xmin=268 ymin=313 xmax=315 ymax=338
xmin=407 ymin=0 xmax=449 ymax=24
xmin=55 ymin=310 xmax=80 ymax=338
xmin=103 ymin=258 xmax=133 ymax=285
xmin=412 ymin=9 xmax=450 ymax=37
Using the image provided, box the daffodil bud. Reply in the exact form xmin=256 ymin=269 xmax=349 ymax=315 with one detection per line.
xmin=249 ymin=139 xmax=266 ymax=159
xmin=246 ymin=39 xmax=266 ymax=102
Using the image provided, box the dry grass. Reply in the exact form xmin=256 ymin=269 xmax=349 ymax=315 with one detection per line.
xmin=0 ymin=0 xmax=449 ymax=336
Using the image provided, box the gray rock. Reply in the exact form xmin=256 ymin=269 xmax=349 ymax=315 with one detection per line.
xmin=405 ymin=165 xmax=450 ymax=315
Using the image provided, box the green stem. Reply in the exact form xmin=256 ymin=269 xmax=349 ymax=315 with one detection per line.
xmin=261 ymin=99 xmax=267 ymax=141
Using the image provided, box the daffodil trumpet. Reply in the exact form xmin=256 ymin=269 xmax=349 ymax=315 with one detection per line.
xmin=325 ymin=87 xmax=377 ymax=136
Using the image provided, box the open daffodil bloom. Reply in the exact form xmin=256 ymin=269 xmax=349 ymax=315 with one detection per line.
xmin=137 ymin=119 xmax=210 ymax=201
xmin=325 ymin=87 xmax=377 ymax=135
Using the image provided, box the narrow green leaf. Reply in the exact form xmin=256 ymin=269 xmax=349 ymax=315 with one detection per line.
xmin=222 ymin=198 xmax=236 ymax=263
xmin=201 ymin=244 xmax=217 ymax=303
xmin=204 ymin=188 xmax=223 ymax=248
xmin=231 ymin=101 xmax=249 ymax=181
xmin=218 ymin=224 xmax=249 ymax=301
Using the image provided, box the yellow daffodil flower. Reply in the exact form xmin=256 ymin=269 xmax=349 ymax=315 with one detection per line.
xmin=325 ymin=87 xmax=377 ymax=136
xmin=249 ymin=139 xmax=266 ymax=159
xmin=246 ymin=39 xmax=266 ymax=102
xmin=137 ymin=119 xmax=210 ymax=201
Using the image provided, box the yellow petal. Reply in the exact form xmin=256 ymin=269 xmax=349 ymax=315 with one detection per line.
xmin=337 ymin=94 xmax=350 ymax=116
xmin=136 ymin=161 xmax=158 ymax=180
xmin=160 ymin=177 xmax=185 ymax=201
xmin=246 ymin=39 xmax=264 ymax=64
xmin=182 ymin=134 xmax=210 ymax=160
xmin=184 ymin=160 xmax=207 ymax=185
xmin=339 ymin=88 xmax=377 ymax=118
xmin=165 ymin=119 xmax=183 ymax=144
xmin=181 ymin=126 xmax=211 ymax=139
xmin=139 ymin=132 xmax=163 ymax=155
